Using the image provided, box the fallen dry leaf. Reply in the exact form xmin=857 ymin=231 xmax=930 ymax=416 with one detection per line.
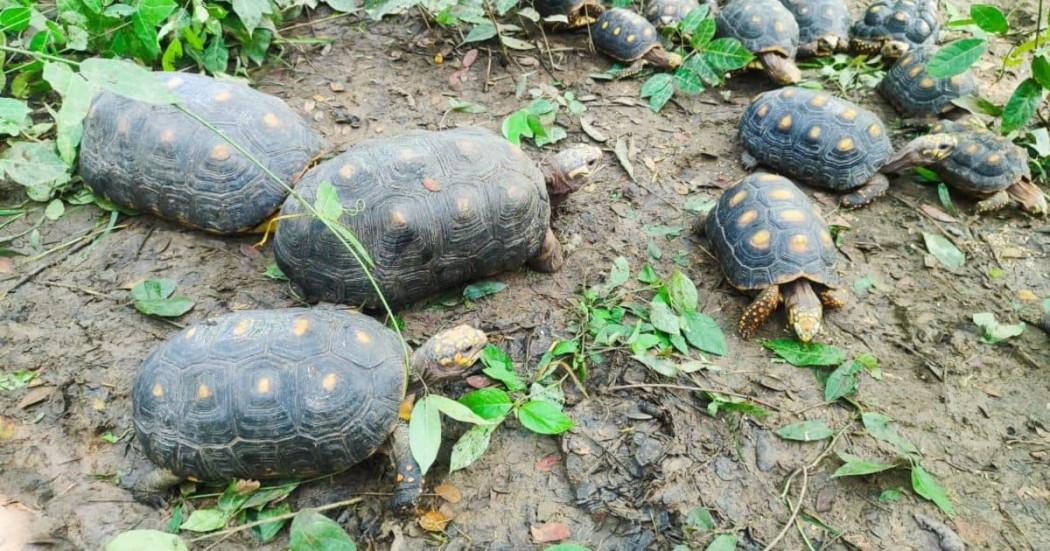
xmin=920 ymin=204 xmax=958 ymax=223
xmin=233 ymin=479 xmax=261 ymax=495
xmin=434 ymin=483 xmax=462 ymax=504
xmin=535 ymin=454 xmax=560 ymax=472
xmin=462 ymin=49 xmax=478 ymax=68
xmin=329 ymin=81 xmax=346 ymax=93
xmin=530 ymin=521 xmax=570 ymax=543
xmin=18 ymin=387 xmax=53 ymax=409
xmin=0 ymin=257 xmax=13 ymax=274
xmin=1018 ymin=289 xmax=1037 ymax=301
xmin=465 ymin=375 xmax=494 ymax=389
xmin=0 ymin=417 xmax=16 ymax=440
xmin=239 ymin=243 xmax=262 ymax=259
xmin=580 ymin=117 xmax=608 ymax=142
xmin=418 ymin=509 xmax=451 ymax=532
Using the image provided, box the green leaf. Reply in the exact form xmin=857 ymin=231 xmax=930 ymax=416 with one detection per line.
xmin=231 ymin=0 xmax=271 ymax=35
xmin=43 ymin=63 xmax=97 ymax=166
xmin=685 ymin=507 xmax=716 ymax=532
xmin=543 ymin=545 xmax=590 ymax=551
xmin=832 ymin=451 xmax=897 ymax=477
xmin=264 ymin=263 xmax=288 ymax=281
xmin=972 ymin=312 xmax=1025 ymax=344
xmin=44 ymin=199 xmax=65 ymax=221
xmin=925 ymin=38 xmax=987 ymax=78
xmin=937 ymin=183 xmax=960 ymax=216
xmin=0 ymin=141 xmax=71 ymax=196
xmin=602 ymin=256 xmax=630 ymax=293
xmin=667 ymin=271 xmax=698 ymax=313
xmin=427 ymin=394 xmax=494 ymax=425
xmin=922 ymin=232 xmax=965 ymax=270
xmin=704 ymin=533 xmax=738 ymax=551
xmin=0 ymin=7 xmax=32 ymax=32
xmin=464 ymin=22 xmax=497 ymax=43
xmin=162 ymin=37 xmax=184 ymax=71
xmin=104 ymin=530 xmax=188 ymax=550
xmin=879 ymin=488 xmax=903 ymax=503
xmin=650 ymin=297 xmax=681 ymax=335
xmin=0 ymin=98 xmax=30 ymax=137
xmin=459 ymin=388 xmax=513 ymax=420
xmin=703 ymin=37 xmax=753 ymax=72
xmin=449 ymin=422 xmax=497 ymax=472
xmin=289 ymin=511 xmax=356 ymax=551
xmin=203 ymin=34 xmax=229 ymax=73
xmin=640 ymin=73 xmax=673 ymax=113
xmin=179 ymin=509 xmax=228 ymax=532
xmin=705 ymin=392 xmax=769 ymax=418
xmin=250 ymin=503 xmax=291 ymax=543
xmin=132 ymin=279 xmax=193 ymax=317
xmin=1032 ymin=56 xmax=1050 ymax=90
xmin=79 ymin=58 xmax=180 ymax=105
xmin=633 ymin=352 xmax=679 ymax=377
xmin=313 ymin=181 xmax=344 ymax=221
xmin=518 ymin=400 xmax=574 ymax=434
xmin=678 ymin=5 xmax=710 ymax=35
xmin=501 ymin=110 xmax=533 ymax=146
xmin=970 ymin=4 xmax=1008 ymax=34
xmin=825 ymin=360 xmax=862 ymax=401
xmin=638 ymin=263 xmax=660 ymax=284
xmin=0 ymin=369 xmax=37 ymax=391
xmin=479 ymin=344 xmax=525 ymax=391
xmin=776 ymin=420 xmax=833 ymax=441
xmin=241 ymin=481 xmax=299 ymax=510
xmin=862 ymin=412 xmax=919 ymax=456
xmin=763 ymin=339 xmax=846 ymax=366
xmin=911 ymin=464 xmax=955 ymax=517
xmin=691 ymin=18 xmax=717 ymax=49
xmin=448 ymin=98 xmax=487 ymax=113
xmin=409 ymin=397 xmax=441 ymax=476
xmin=680 ymin=311 xmax=726 ymax=356
xmin=1001 ymin=78 xmax=1045 ymax=135
xmin=463 ymin=280 xmax=507 ymax=300
xmin=132 ymin=278 xmax=176 ymax=301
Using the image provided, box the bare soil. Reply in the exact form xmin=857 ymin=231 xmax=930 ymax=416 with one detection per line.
xmin=1 ymin=1 xmax=1048 ymax=549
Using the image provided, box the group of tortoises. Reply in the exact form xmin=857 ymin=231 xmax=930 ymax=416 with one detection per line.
xmin=70 ymin=0 xmax=1045 ymax=523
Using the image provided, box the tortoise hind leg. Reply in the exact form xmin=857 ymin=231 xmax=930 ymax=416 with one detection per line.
xmin=1005 ymin=180 xmax=1048 ymax=215
xmin=389 ymin=420 xmax=423 ymax=516
xmin=121 ymin=460 xmax=183 ymax=508
xmin=527 ymin=228 xmax=564 ymax=273
xmin=739 ymin=285 xmax=782 ymax=340
xmin=975 ymin=190 xmax=1010 ymax=213
xmin=841 ymin=173 xmax=889 ymax=209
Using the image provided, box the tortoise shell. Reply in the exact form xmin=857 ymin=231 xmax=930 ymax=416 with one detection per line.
xmin=715 ymin=0 xmax=799 ymax=57
xmin=132 ymin=309 xmax=405 ymax=481
xmin=646 ymin=0 xmax=700 ymax=28
xmin=706 ymin=173 xmax=838 ymax=291
xmin=927 ymin=126 xmax=1030 ymax=195
xmin=738 ymin=87 xmax=893 ymax=191
xmin=592 ymin=8 xmax=662 ymax=62
xmin=273 ymin=126 xmax=551 ymax=308
xmin=878 ymin=46 xmax=977 ymax=117
xmin=850 ymin=0 xmax=938 ymax=55
xmin=79 ymin=73 xmax=324 ymax=234
xmin=778 ymin=0 xmax=849 ymax=53
xmin=535 ymin=0 xmax=603 ymax=27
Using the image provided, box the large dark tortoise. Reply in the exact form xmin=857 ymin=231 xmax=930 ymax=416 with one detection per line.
xmin=878 ymin=46 xmax=978 ymax=117
xmin=79 ymin=73 xmax=324 ymax=234
xmin=273 ymin=126 xmax=601 ymax=308
xmin=698 ymin=173 xmax=845 ymax=341
xmin=778 ymin=0 xmax=850 ymax=57
xmin=592 ymin=8 xmax=683 ymax=76
xmin=738 ymin=86 xmax=894 ymax=208
xmin=715 ymin=0 xmax=801 ymax=84
xmin=850 ymin=0 xmax=938 ymax=59
xmin=127 ymin=308 xmax=486 ymax=512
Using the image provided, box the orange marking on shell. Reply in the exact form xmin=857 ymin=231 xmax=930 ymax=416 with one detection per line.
xmin=151 ymin=383 xmax=164 ymax=398
xmin=210 ymin=144 xmax=231 ymax=161
xmin=837 ymin=137 xmax=854 ymax=151
xmin=809 ymin=95 xmax=829 ymax=107
xmin=918 ymin=77 xmax=935 ymax=89
xmin=949 ymin=75 xmax=964 ymax=86
xmin=185 ymin=327 xmax=198 ymax=339
xmin=840 ymin=109 xmax=857 ymax=121
xmin=390 ymin=210 xmax=407 ymax=225
xmin=423 ymin=177 xmax=441 ymax=192
xmin=908 ymin=65 xmax=923 ymax=77
xmin=116 ymin=118 xmax=130 ymax=134
xmin=779 ymin=209 xmax=806 ymax=222
xmin=160 ymin=129 xmax=176 ymax=144
xmin=197 ymin=384 xmax=211 ymax=400
xmin=214 ymin=90 xmax=232 ymax=102
xmin=233 ymin=318 xmax=251 ymax=336
xmin=256 ymin=377 xmax=272 ymax=394
xmin=356 ymin=330 xmax=372 ymax=344
xmin=756 ymin=104 xmax=770 ymax=117
xmin=789 ymin=234 xmax=810 ymax=252
xmin=868 ymin=124 xmax=882 ymax=138
xmin=782 ymin=88 xmax=796 ymax=98
xmin=778 ymin=114 xmax=793 ymax=131
xmin=293 ymin=317 xmax=310 ymax=336
xmin=749 ymin=229 xmax=771 ymax=249
xmin=737 ymin=210 xmax=758 ymax=226
xmin=729 ymin=190 xmax=748 ymax=206
xmin=339 ymin=164 xmax=355 ymax=179
xmin=322 ymin=373 xmax=338 ymax=391
xmin=262 ymin=113 xmax=281 ymax=128
xmin=808 ymin=126 xmax=822 ymax=140
xmin=769 ymin=188 xmax=793 ymax=200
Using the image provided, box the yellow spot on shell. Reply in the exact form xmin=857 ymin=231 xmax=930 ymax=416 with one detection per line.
xmin=949 ymin=75 xmax=964 ymax=86
xmin=339 ymin=164 xmax=355 ymax=179
xmin=262 ymin=113 xmax=281 ymax=128
xmin=759 ymin=173 xmax=779 ymax=182
xmin=868 ymin=124 xmax=882 ymax=138
xmin=769 ymin=188 xmax=794 ymax=200
xmin=837 ymin=137 xmax=854 ymax=151
xmin=779 ymin=209 xmax=806 ymax=222
xmin=737 ymin=210 xmax=758 ymax=226
xmin=778 ymin=114 xmax=793 ymax=131
xmin=626 ymin=34 xmax=636 ymax=43
xmin=152 ymin=383 xmax=164 ymax=398
xmin=613 ymin=26 xmax=621 ymax=35
xmin=782 ymin=88 xmax=796 ymax=98
xmin=257 ymin=377 xmax=272 ymax=394
xmin=870 ymin=5 xmax=881 ymax=12
xmin=965 ymin=143 xmax=979 ymax=155
xmin=293 ymin=317 xmax=310 ymax=336
xmin=893 ymin=11 xmax=907 ymax=21
xmin=322 ymin=373 xmax=338 ymax=391
xmin=808 ymin=126 xmax=822 ymax=140
xmin=457 ymin=197 xmax=471 ymax=213
xmin=116 ymin=118 xmax=130 ymax=134
xmin=160 ymin=129 xmax=176 ymax=144
xmin=601 ymin=21 xmax=609 ymax=29
xmin=751 ymin=15 xmax=761 ymax=24
xmin=987 ymin=154 xmax=1001 ymax=165
xmin=789 ymin=234 xmax=810 ymax=252
xmin=749 ymin=229 xmax=771 ymax=249
xmin=908 ymin=65 xmax=923 ymax=77
xmin=211 ymin=144 xmax=231 ymax=161
xmin=643 ymin=27 xmax=654 ymax=38
xmin=185 ymin=327 xmax=198 ymax=339
xmin=840 ymin=109 xmax=857 ymax=121
xmin=899 ymin=54 xmax=913 ymax=66
xmin=809 ymin=95 xmax=829 ymax=107
xmin=774 ymin=21 xmax=785 ymax=33
xmin=356 ymin=330 xmax=372 ymax=344
xmin=233 ymin=318 xmax=251 ymax=336
xmin=756 ymin=104 xmax=770 ymax=117
xmin=390 ymin=210 xmax=406 ymax=225
xmin=166 ymin=77 xmax=183 ymax=89
xmin=729 ymin=190 xmax=748 ymax=207
xmin=214 ymin=90 xmax=232 ymax=102
xmin=919 ymin=77 xmax=935 ymax=89
xmin=197 ymin=384 xmax=211 ymax=400
xmin=457 ymin=140 xmax=478 ymax=155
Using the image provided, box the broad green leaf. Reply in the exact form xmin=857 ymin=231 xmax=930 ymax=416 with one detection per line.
xmin=972 ymin=312 xmax=1025 ymax=344
xmin=501 ymin=35 xmax=534 ymax=50
xmin=937 ymin=183 xmax=960 ymax=216
xmin=518 ymin=400 xmax=574 ymax=434
xmin=638 ymin=263 xmax=660 ymax=284
xmin=832 ymin=451 xmax=897 ymax=477
xmin=640 ymin=73 xmax=673 ymax=113
xmin=685 ymin=507 xmax=716 ymax=532
xmin=289 ymin=511 xmax=357 ymax=551
xmin=1001 ymin=78 xmax=1044 ymax=135
xmin=913 ymin=166 xmax=941 ymax=183
xmin=1032 ymin=56 xmax=1050 ymax=90
xmin=179 ymin=509 xmax=228 ymax=532
xmin=426 ymin=394 xmax=494 ymax=425
xmin=43 ymin=63 xmax=97 ymax=165
xmin=217 ymin=480 xmax=255 ymax=513
xmin=448 ymin=98 xmax=487 ymax=113
xmin=825 ymin=360 xmax=862 ymax=401
xmin=264 ymin=263 xmax=288 ymax=281
xmin=667 ymin=271 xmax=698 ymax=313
xmin=970 ymin=4 xmax=1008 ymax=34
xmin=203 ymin=34 xmax=229 ymax=74
xmin=449 ymin=422 xmax=497 ymax=472
xmin=162 ymin=37 xmax=184 ymax=71
xmin=501 ymin=110 xmax=533 ymax=146
xmin=650 ymin=297 xmax=680 ymax=335
xmin=458 ymin=387 xmax=513 ymax=420
xmin=0 ymin=98 xmax=30 ymax=136
xmin=480 ymin=344 xmax=525 ymax=391
xmin=409 ymin=398 xmax=441 ymax=476
xmin=0 ymin=141 xmax=70 ymax=196
xmin=925 ymin=38 xmax=987 ymax=78
xmin=463 ymin=280 xmax=507 ymax=300
xmin=879 ymin=488 xmax=903 ymax=503
xmin=704 ymin=533 xmax=738 ymax=551
xmin=313 ymin=181 xmax=344 ymax=221
xmin=464 ymin=22 xmax=497 ymax=43
xmin=44 ymin=199 xmax=64 ymax=220
xmin=762 ymin=339 xmax=846 ymax=366
xmin=705 ymin=392 xmax=770 ymax=418
xmin=241 ymin=481 xmax=299 ymax=510
xmin=678 ymin=5 xmax=709 ymax=35
xmin=674 ymin=63 xmax=705 ymax=95
xmin=862 ymin=412 xmax=918 ymax=456
xmin=703 ymin=37 xmax=753 ymax=72
xmin=691 ymin=18 xmax=717 ymax=49
xmin=135 ymin=297 xmax=195 ymax=317
xmin=681 ymin=311 xmax=726 ymax=356
xmin=544 ymin=545 xmax=591 ymax=551
xmin=79 ymin=58 xmax=180 ymax=105
xmin=911 ymin=464 xmax=955 ymax=517
xmin=131 ymin=278 xmax=177 ymax=301
xmin=0 ymin=7 xmax=32 ymax=32
xmin=776 ymin=420 xmax=833 ymax=441
xmin=633 ymin=352 xmax=678 ymax=377
xmin=602 ymin=256 xmax=630 ymax=293
xmin=105 ymin=530 xmax=188 ymax=550
xmin=922 ymin=232 xmax=965 ymax=270
xmin=250 ymin=503 xmax=291 ymax=543
xmin=231 ymin=0 xmax=271 ymax=34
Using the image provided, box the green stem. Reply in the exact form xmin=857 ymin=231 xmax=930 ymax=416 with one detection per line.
xmin=0 ymin=45 xmax=79 ymax=66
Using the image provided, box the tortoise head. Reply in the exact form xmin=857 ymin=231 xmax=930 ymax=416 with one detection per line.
xmin=882 ymin=133 xmax=958 ymax=173
xmin=544 ymin=144 xmax=603 ymax=197
xmin=411 ymin=325 xmax=488 ymax=383
xmin=815 ymin=35 xmax=846 ymax=56
xmin=880 ymin=39 xmax=911 ymax=59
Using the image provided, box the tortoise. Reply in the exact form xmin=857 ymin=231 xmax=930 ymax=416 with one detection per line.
xmin=125 ymin=308 xmax=487 ymax=512
xmin=878 ymin=46 xmax=978 ymax=117
xmin=592 ymin=8 xmax=683 ymax=75
xmin=534 ymin=0 xmax=604 ymax=29
xmin=697 ymin=173 xmax=845 ymax=341
xmin=850 ymin=0 xmax=938 ymax=59
xmin=715 ymin=0 xmax=801 ymax=84
xmin=737 ymin=86 xmax=894 ymax=208
xmin=882 ymin=121 xmax=1048 ymax=215
xmin=79 ymin=72 xmax=324 ymax=234
xmin=645 ymin=0 xmax=700 ymax=29
xmin=777 ymin=0 xmax=850 ymax=57
xmin=273 ymin=126 xmax=602 ymax=308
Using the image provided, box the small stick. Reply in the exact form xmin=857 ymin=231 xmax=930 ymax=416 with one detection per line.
xmin=605 ymin=383 xmax=781 ymax=411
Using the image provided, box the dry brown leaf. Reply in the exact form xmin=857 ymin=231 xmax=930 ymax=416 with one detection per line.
xmin=530 ymin=521 xmax=570 ymax=543
xmin=580 ymin=117 xmax=608 ymax=142
xmin=329 ymin=82 xmax=346 ymax=93
xmin=434 ymin=483 xmax=462 ymax=504
xmin=465 ymin=375 xmax=493 ymax=389
xmin=233 ymin=479 xmax=261 ymax=495
xmin=418 ymin=509 xmax=451 ymax=532
xmin=919 ymin=204 xmax=959 ymax=223
xmin=0 ymin=417 xmax=16 ymax=440
xmin=462 ymin=49 xmax=478 ymax=68
xmin=0 ymin=257 xmax=13 ymax=274
xmin=535 ymin=454 xmax=559 ymax=471
xmin=18 ymin=387 xmax=53 ymax=409
xmin=1018 ymin=289 xmax=1037 ymax=301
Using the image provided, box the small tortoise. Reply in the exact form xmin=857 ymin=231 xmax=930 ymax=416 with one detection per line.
xmin=273 ymin=126 xmax=602 ymax=307
xmin=535 ymin=0 xmax=604 ymax=29
xmin=79 ymin=73 xmax=324 ymax=234
xmin=851 ymin=0 xmax=938 ymax=59
xmin=127 ymin=308 xmax=487 ymax=512
xmin=698 ymin=173 xmax=845 ymax=341
xmin=883 ymin=120 xmax=1048 ymax=215
xmin=645 ymin=0 xmax=700 ymax=29
xmin=592 ymin=8 xmax=683 ymax=75
xmin=738 ymin=87 xmax=894 ymax=208
xmin=778 ymin=0 xmax=850 ymax=57
xmin=715 ymin=0 xmax=801 ymax=84
xmin=878 ymin=46 xmax=977 ymax=117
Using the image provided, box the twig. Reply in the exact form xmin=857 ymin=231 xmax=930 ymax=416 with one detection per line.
xmin=605 ymin=383 xmax=781 ymax=411
xmin=189 ymin=496 xmax=364 ymax=542
xmin=0 ymin=235 xmax=94 ymax=299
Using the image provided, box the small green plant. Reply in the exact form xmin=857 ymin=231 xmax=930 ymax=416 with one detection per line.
xmin=130 ymin=277 xmax=195 ymax=317
xmin=501 ymin=86 xmax=586 ymax=147
xmin=798 ymin=53 xmax=886 ymax=93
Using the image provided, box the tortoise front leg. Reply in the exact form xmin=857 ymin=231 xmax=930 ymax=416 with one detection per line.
xmin=819 ymin=287 xmax=847 ymax=310
xmin=389 ymin=420 xmax=423 ymax=516
xmin=741 ymin=151 xmax=760 ymax=170
xmin=758 ymin=52 xmax=801 ymax=85
xmin=527 ymin=228 xmax=565 ymax=273
xmin=122 ymin=462 xmax=183 ymax=508
xmin=739 ymin=285 xmax=782 ymax=339
xmin=783 ymin=280 xmax=824 ymax=342
xmin=975 ymin=190 xmax=1011 ymax=213
xmin=616 ymin=59 xmax=647 ymax=79
xmin=841 ymin=173 xmax=889 ymax=209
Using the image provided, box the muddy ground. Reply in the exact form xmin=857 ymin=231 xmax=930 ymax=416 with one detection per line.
xmin=1 ymin=0 xmax=1049 ymax=549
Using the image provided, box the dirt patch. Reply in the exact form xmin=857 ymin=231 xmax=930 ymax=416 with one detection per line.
xmin=1 ymin=1 xmax=1049 ymax=549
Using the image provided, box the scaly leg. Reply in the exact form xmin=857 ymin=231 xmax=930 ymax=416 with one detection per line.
xmin=739 ymin=285 xmax=782 ymax=340
xmin=389 ymin=420 xmax=423 ymax=516
xmin=841 ymin=173 xmax=889 ymax=209
xmin=819 ymin=287 xmax=848 ymax=310
xmin=527 ymin=228 xmax=565 ymax=273
xmin=741 ymin=151 xmax=759 ymax=170
xmin=975 ymin=190 xmax=1010 ymax=213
